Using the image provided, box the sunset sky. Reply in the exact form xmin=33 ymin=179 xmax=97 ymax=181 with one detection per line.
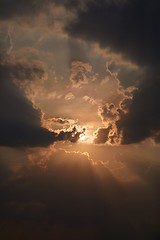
xmin=0 ymin=1 xmax=160 ymax=239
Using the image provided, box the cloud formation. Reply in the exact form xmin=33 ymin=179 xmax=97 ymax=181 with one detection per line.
xmin=0 ymin=62 xmax=82 ymax=147
xmin=0 ymin=0 xmax=86 ymax=20
xmin=66 ymin=0 xmax=160 ymax=144
xmin=70 ymin=61 xmax=93 ymax=88
xmin=0 ymin=0 xmax=47 ymax=19
xmin=66 ymin=0 xmax=160 ymax=67
xmin=1 ymin=145 xmax=160 ymax=239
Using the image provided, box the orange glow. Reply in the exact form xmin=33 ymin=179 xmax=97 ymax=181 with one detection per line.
xmin=79 ymin=132 xmax=94 ymax=144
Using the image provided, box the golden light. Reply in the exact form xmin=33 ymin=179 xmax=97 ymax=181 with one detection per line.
xmin=79 ymin=134 xmax=86 ymax=141
xmin=79 ymin=132 xmax=94 ymax=144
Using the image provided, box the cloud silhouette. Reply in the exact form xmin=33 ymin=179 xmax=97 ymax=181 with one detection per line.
xmin=0 ymin=62 xmax=82 ymax=147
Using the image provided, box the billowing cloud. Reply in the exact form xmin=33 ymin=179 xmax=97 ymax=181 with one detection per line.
xmin=92 ymin=67 xmax=134 ymax=145
xmin=66 ymin=0 xmax=160 ymax=67
xmin=0 ymin=62 xmax=83 ymax=147
xmin=70 ymin=61 xmax=93 ymax=88
xmin=66 ymin=0 xmax=160 ymax=144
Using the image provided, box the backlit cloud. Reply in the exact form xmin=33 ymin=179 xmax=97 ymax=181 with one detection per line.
xmin=0 ymin=61 xmax=83 ymax=147
xmin=0 ymin=1 xmax=160 ymax=239
xmin=66 ymin=0 xmax=160 ymax=144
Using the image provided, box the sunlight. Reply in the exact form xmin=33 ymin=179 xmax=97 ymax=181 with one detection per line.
xmin=79 ymin=132 xmax=94 ymax=144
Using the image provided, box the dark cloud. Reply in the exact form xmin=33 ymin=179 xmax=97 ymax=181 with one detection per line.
xmin=0 ymin=62 xmax=82 ymax=147
xmin=0 ymin=62 xmax=45 ymax=81
xmin=66 ymin=0 xmax=160 ymax=67
xmin=119 ymin=72 xmax=160 ymax=144
xmin=96 ymin=102 xmax=125 ymax=145
xmin=0 ymin=0 xmax=85 ymax=20
xmin=47 ymin=117 xmax=73 ymax=125
xmin=66 ymin=0 xmax=160 ymax=144
xmin=56 ymin=126 xmax=84 ymax=143
xmin=0 ymin=0 xmax=47 ymax=19
xmin=94 ymin=127 xmax=111 ymax=144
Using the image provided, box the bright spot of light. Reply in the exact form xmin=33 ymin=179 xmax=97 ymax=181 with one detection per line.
xmin=79 ymin=132 xmax=94 ymax=144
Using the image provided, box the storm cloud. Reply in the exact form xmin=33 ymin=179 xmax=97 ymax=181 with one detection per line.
xmin=66 ymin=0 xmax=160 ymax=144
xmin=0 ymin=62 xmax=82 ymax=147
xmin=0 ymin=0 xmax=47 ymax=19
xmin=0 ymin=0 xmax=85 ymax=20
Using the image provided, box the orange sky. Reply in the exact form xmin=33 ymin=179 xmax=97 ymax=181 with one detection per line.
xmin=0 ymin=1 xmax=160 ymax=239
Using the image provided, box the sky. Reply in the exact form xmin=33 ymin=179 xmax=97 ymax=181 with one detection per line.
xmin=0 ymin=0 xmax=160 ymax=239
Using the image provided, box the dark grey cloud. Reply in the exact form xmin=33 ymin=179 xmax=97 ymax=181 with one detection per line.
xmin=56 ymin=126 xmax=84 ymax=143
xmin=94 ymin=127 xmax=111 ymax=144
xmin=66 ymin=0 xmax=160 ymax=67
xmin=0 ymin=0 xmax=47 ymax=19
xmin=119 ymin=72 xmax=160 ymax=144
xmin=0 ymin=62 xmax=82 ymax=147
xmin=66 ymin=0 xmax=160 ymax=144
xmin=0 ymin=0 xmax=85 ymax=20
